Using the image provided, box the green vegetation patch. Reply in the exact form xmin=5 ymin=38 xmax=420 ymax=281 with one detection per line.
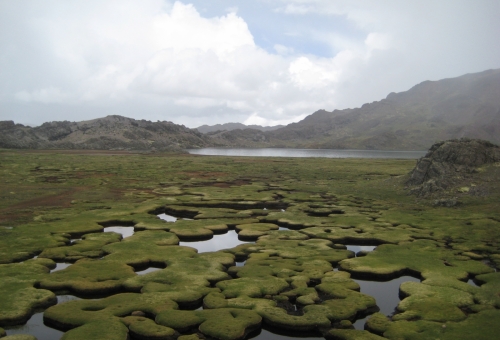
xmin=1 ymin=150 xmax=499 ymax=339
xmin=339 ymin=239 xmax=493 ymax=280
xmin=369 ymin=309 xmax=500 ymax=340
xmin=0 ymin=259 xmax=56 ymax=326
xmin=39 ymin=232 xmax=122 ymax=262
xmin=235 ymin=223 xmax=279 ymax=240
xmin=156 ymin=308 xmax=262 ymax=340
xmin=39 ymin=259 xmax=136 ymax=295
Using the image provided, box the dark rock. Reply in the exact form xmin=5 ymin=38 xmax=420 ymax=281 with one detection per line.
xmin=407 ymin=138 xmax=500 ymax=196
xmin=0 ymin=115 xmax=212 ymax=151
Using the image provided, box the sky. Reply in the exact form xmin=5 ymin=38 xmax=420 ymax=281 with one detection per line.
xmin=1 ymin=0 xmax=499 ymax=128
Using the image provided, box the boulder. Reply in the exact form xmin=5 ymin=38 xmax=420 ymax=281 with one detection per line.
xmin=406 ymin=138 xmax=500 ymax=197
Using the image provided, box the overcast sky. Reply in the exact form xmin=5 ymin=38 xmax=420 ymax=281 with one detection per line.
xmin=1 ymin=0 xmax=499 ymax=128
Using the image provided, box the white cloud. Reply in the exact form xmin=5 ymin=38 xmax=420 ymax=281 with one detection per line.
xmin=1 ymin=0 xmax=499 ymax=128
xmin=15 ymin=87 xmax=69 ymax=104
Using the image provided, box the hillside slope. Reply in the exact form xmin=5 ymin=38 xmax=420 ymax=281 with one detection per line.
xmin=0 ymin=115 xmax=211 ymax=151
xmin=211 ymin=69 xmax=500 ymax=150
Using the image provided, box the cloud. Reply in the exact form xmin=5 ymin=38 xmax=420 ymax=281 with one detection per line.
xmin=1 ymin=0 xmax=499 ymax=128
xmin=15 ymin=87 xmax=69 ymax=104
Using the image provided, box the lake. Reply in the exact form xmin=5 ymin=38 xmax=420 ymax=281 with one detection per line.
xmin=188 ymin=148 xmax=426 ymax=159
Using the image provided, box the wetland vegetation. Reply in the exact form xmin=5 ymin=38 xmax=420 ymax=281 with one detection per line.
xmin=0 ymin=148 xmax=499 ymax=340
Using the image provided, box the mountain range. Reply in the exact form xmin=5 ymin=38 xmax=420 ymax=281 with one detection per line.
xmin=1 ymin=68 xmax=499 ymax=151
xmin=207 ymin=69 xmax=500 ymax=150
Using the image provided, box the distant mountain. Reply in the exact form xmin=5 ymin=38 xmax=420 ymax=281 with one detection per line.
xmin=197 ymin=122 xmax=284 ymax=133
xmin=0 ymin=115 xmax=211 ymax=151
xmin=2 ymin=69 xmax=499 ymax=151
xmin=209 ymin=69 xmax=500 ymax=150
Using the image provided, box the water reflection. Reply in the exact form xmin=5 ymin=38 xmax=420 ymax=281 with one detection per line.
xmin=467 ymin=279 xmax=479 ymax=287
xmin=346 ymin=245 xmax=376 ymax=253
xmin=57 ymin=295 xmax=82 ymax=304
xmin=188 ymin=148 xmax=426 ymax=159
xmin=158 ymin=213 xmax=193 ymax=222
xmin=180 ymin=230 xmax=250 ymax=253
xmin=4 ymin=312 xmax=64 ymax=340
xmin=136 ymin=267 xmax=163 ymax=275
xmin=158 ymin=213 xmax=177 ymax=222
xmin=51 ymin=263 xmax=72 ymax=273
xmin=354 ymin=276 xmax=420 ymax=316
xmin=353 ymin=316 xmax=368 ymax=330
xmin=103 ymin=226 xmax=134 ymax=238
xmin=249 ymin=327 xmax=323 ymax=340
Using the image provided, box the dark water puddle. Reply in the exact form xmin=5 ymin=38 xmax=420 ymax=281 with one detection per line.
xmin=4 ymin=312 xmax=64 ymax=340
xmin=51 ymin=262 xmax=72 ymax=273
xmin=103 ymin=226 xmax=134 ymax=238
xmin=6 ymin=295 xmax=83 ymax=339
xmin=180 ymin=230 xmax=250 ymax=253
xmin=353 ymin=316 xmax=368 ymax=330
xmin=56 ymin=295 xmax=82 ymax=303
xmin=354 ymin=276 xmax=420 ymax=316
xmin=467 ymin=278 xmax=479 ymax=287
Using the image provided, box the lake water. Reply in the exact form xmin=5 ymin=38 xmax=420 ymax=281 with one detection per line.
xmin=188 ymin=148 xmax=426 ymax=159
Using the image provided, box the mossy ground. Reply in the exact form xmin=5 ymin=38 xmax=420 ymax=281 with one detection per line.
xmin=0 ymin=149 xmax=499 ymax=339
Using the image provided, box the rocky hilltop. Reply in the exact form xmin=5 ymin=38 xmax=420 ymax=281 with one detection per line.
xmin=210 ymin=69 xmax=500 ymax=150
xmin=0 ymin=115 xmax=211 ymax=151
xmin=406 ymin=138 xmax=500 ymax=199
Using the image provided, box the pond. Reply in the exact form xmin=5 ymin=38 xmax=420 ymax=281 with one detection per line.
xmin=188 ymin=148 xmax=426 ymax=159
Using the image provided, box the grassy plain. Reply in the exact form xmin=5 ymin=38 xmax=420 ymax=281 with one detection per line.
xmin=0 ymin=149 xmax=499 ymax=340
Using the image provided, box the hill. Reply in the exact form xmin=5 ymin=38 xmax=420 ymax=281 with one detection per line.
xmin=210 ymin=69 xmax=500 ymax=150
xmin=0 ymin=115 xmax=211 ymax=151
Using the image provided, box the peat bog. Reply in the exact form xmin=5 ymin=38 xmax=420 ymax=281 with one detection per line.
xmin=0 ymin=149 xmax=499 ymax=340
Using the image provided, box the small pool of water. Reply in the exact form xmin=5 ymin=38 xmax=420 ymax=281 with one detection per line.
xmin=103 ymin=226 xmax=134 ymax=238
xmin=180 ymin=230 xmax=250 ymax=253
xmin=158 ymin=213 xmax=194 ymax=222
xmin=135 ymin=267 xmax=163 ymax=275
xmin=353 ymin=316 xmax=368 ymax=330
xmin=51 ymin=263 xmax=72 ymax=273
xmin=4 ymin=312 xmax=64 ymax=340
xmin=235 ymin=260 xmax=247 ymax=267
xmin=249 ymin=327 xmax=323 ymax=340
xmin=346 ymin=245 xmax=377 ymax=255
xmin=467 ymin=279 xmax=479 ymax=287
xmin=158 ymin=213 xmax=177 ymax=222
xmin=354 ymin=276 xmax=420 ymax=316
xmin=56 ymin=295 xmax=82 ymax=304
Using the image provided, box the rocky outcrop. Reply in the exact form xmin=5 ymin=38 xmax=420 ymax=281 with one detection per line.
xmin=406 ymin=138 xmax=500 ymax=197
xmin=0 ymin=115 xmax=213 ymax=152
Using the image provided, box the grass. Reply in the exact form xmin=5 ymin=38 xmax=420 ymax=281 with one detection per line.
xmin=0 ymin=149 xmax=499 ymax=339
